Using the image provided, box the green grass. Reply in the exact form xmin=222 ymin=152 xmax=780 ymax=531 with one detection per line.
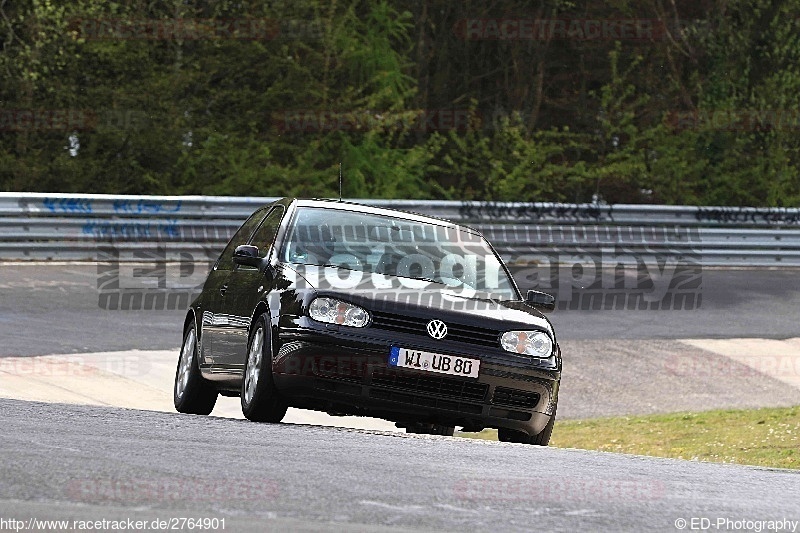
xmin=457 ymin=406 xmax=800 ymax=469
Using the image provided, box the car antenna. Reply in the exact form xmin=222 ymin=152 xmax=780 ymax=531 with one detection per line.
xmin=338 ymin=162 xmax=343 ymax=202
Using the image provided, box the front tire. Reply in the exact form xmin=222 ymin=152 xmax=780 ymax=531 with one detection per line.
xmin=498 ymin=407 xmax=557 ymax=446
xmin=241 ymin=314 xmax=287 ymax=423
xmin=174 ymin=322 xmax=218 ymax=415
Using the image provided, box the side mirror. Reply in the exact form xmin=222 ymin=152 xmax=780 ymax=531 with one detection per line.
xmin=526 ymin=290 xmax=555 ymax=312
xmin=233 ymin=245 xmax=262 ymax=268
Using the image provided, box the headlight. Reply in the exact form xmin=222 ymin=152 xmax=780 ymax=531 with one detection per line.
xmin=500 ymin=330 xmax=553 ymax=358
xmin=308 ymin=297 xmax=370 ymax=327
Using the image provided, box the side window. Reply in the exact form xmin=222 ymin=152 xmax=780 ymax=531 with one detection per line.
xmin=216 ymin=208 xmax=268 ymax=270
xmin=249 ymin=205 xmax=285 ymax=258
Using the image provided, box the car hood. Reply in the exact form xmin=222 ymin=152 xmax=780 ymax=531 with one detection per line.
xmin=283 ymin=264 xmax=554 ymax=335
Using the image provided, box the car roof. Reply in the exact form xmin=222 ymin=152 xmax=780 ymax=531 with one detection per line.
xmin=286 ymin=198 xmax=482 ymax=235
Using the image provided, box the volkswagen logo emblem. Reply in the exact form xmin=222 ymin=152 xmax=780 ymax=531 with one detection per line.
xmin=426 ymin=319 xmax=448 ymax=340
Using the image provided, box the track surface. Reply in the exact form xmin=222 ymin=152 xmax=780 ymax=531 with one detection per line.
xmin=1 ymin=399 xmax=798 ymax=533
xmin=5 ymin=263 xmax=800 ymax=420
xmin=2 ymin=264 xmax=800 ymax=532
xmin=1 ymin=264 xmax=799 ymax=356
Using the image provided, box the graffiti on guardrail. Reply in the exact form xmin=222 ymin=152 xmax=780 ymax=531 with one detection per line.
xmin=508 ymin=227 xmax=702 ymax=311
xmin=82 ymin=220 xmax=181 ymax=240
xmin=2 ymin=194 xmax=797 ymax=267
xmin=96 ymin=246 xmax=218 ymax=310
xmin=459 ymin=202 xmax=613 ymax=222
xmin=19 ymin=198 xmax=184 ymax=216
xmin=42 ymin=197 xmax=93 ymax=213
xmin=695 ymin=206 xmax=800 ymax=225
xmin=112 ymin=199 xmax=182 ymax=214
xmin=19 ymin=197 xmax=183 ymax=215
xmin=82 ymin=220 xmax=235 ymax=242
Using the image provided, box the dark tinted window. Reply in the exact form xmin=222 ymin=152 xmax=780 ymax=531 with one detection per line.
xmin=249 ymin=205 xmax=285 ymax=257
xmin=281 ymin=206 xmax=518 ymax=300
xmin=216 ymin=208 xmax=268 ymax=270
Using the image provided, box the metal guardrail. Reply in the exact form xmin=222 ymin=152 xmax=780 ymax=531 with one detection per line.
xmin=6 ymin=192 xmax=800 ymax=225
xmin=1 ymin=192 xmax=799 ymax=266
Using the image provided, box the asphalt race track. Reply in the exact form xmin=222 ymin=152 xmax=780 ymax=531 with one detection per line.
xmin=1 ymin=263 xmax=800 ymax=531
xmin=1 ymin=398 xmax=799 ymax=532
xmin=1 ymin=264 xmax=800 ymax=356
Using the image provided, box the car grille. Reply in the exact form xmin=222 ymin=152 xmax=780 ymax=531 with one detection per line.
xmin=370 ymin=369 xmax=488 ymax=403
xmin=369 ymin=388 xmax=483 ymax=415
xmin=370 ymin=311 xmax=499 ymax=347
xmin=492 ymin=386 xmax=540 ymax=409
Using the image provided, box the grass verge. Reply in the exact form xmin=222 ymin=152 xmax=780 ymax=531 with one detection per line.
xmin=457 ymin=406 xmax=800 ymax=469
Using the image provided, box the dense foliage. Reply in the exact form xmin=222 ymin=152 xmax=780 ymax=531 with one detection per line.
xmin=2 ymin=0 xmax=800 ymax=205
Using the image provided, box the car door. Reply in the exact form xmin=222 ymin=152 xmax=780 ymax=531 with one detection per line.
xmin=199 ymin=207 xmax=269 ymax=369
xmin=213 ymin=205 xmax=286 ymax=370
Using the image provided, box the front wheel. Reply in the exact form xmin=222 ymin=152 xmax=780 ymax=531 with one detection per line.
xmin=498 ymin=407 xmax=557 ymax=446
xmin=174 ymin=323 xmax=218 ymax=415
xmin=241 ymin=314 xmax=288 ymax=423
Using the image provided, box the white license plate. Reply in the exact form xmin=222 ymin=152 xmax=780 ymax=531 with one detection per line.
xmin=388 ymin=347 xmax=480 ymax=379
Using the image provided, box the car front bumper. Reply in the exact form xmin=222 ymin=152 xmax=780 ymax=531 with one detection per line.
xmin=272 ymin=319 xmax=560 ymax=436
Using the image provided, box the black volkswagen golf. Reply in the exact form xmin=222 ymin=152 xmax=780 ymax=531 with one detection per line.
xmin=174 ymin=198 xmax=561 ymax=445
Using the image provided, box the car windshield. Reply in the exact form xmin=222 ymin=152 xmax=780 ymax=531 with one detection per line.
xmin=281 ymin=206 xmax=518 ymax=300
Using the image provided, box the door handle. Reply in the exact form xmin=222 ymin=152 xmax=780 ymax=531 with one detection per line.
xmin=219 ymin=284 xmax=228 ymax=296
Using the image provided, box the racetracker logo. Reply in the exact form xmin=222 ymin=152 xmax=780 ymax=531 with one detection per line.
xmin=0 ymin=109 xmax=149 ymax=132
xmin=272 ymin=109 xmax=481 ymax=133
xmin=664 ymin=353 xmax=800 ymax=379
xmin=66 ymin=477 xmax=279 ymax=503
xmin=454 ymin=477 xmax=666 ymax=502
xmin=454 ymin=18 xmax=670 ymax=41
xmin=0 ymin=354 xmax=151 ymax=378
xmin=666 ymin=109 xmax=800 ymax=132
xmin=68 ymin=18 xmax=322 ymax=41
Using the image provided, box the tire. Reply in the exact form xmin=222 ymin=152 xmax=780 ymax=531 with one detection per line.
xmin=498 ymin=407 xmax=557 ymax=446
xmin=405 ymin=423 xmax=455 ymax=436
xmin=241 ymin=314 xmax=288 ymax=423
xmin=174 ymin=322 xmax=218 ymax=415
